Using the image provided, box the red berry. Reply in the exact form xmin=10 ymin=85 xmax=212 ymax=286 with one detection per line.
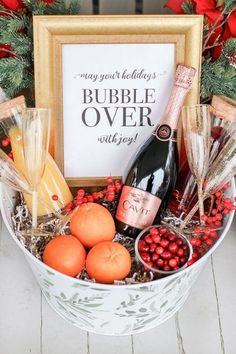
xmin=206 ymin=217 xmax=213 ymax=224
xmin=176 ymin=238 xmax=183 ymax=246
xmin=150 ymin=228 xmax=159 ymax=235
xmin=144 ymin=235 xmax=153 ymax=244
xmin=215 ymin=191 xmax=222 ymax=197
xmin=187 ymin=259 xmax=195 ymax=266
xmin=168 ymin=233 xmax=176 ymax=241
xmin=156 ymin=246 xmax=164 ymax=255
xmin=75 ymin=199 xmax=83 ymax=206
xmin=205 ymin=238 xmax=214 ymax=246
xmin=163 ymin=265 xmax=171 ymax=271
xmin=106 ymin=176 xmax=113 ymax=183
xmin=201 ymin=234 xmax=208 ymax=240
xmin=195 ymin=239 xmax=202 ymax=247
xmin=82 ymin=197 xmax=88 ymax=203
xmin=115 ymin=184 xmax=122 ymax=192
xmin=223 ymin=183 xmax=229 ymax=190
xmin=77 ymin=189 xmax=85 ymax=197
xmin=149 ymin=243 xmax=157 ymax=253
xmin=215 ymin=221 xmax=222 ymax=227
xmin=168 ymin=242 xmax=178 ymax=253
xmin=152 ymin=253 xmax=159 ymax=262
xmin=192 ymin=252 xmax=198 ymax=260
xmin=194 ymin=226 xmax=202 ymax=234
xmin=215 ymin=213 xmax=223 ymax=221
xmin=210 ymin=230 xmax=218 ymax=239
xmin=204 ymin=227 xmax=212 ymax=236
xmin=228 ymin=203 xmax=235 ymax=210
xmin=52 ymin=194 xmax=58 ymax=201
xmin=2 ymin=137 xmax=10 ymax=147
xmin=107 ymin=184 xmax=115 ymax=191
xmin=216 ymin=199 xmax=222 ymax=205
xmin=190 ymin=237 xmax=197 ymax=246
xmin=138 ymin=241 xmax=149 ymax=253
xmin=98 ymin=192 xmax=104 ymax=199
xmin=141 ymin=253 xmax=150 ymax=262
xmin=211 ymin=209 xmax=217 ymax=216
xmin=138 ymin=240 xmax=146 ymax=252
xmin=8 ymin=152 xmax=13 ymax=159
xmin=223 ymin=209 xmax=229 ymax=215
xmin=87 ymin=195 xmax=94 ymax=202
xmin=224 ymin=198 xmax=231 ymax=204
xmin=152 ymin=234 xmax=161 ymax=243
xmin=92 ymin=192 xmax=99 ymax=200
xmin=177 ymin=248 xmax=184 ymax=257
xmin=162 ymin=251 xmax=172 ymax=259
xmin=107 ymin=195 xmax=115 ymax=202
xmin=160 ymin=238 xmax=169 ymax=248
xmin=159 ymin=227 xmax=167 ymax=235
xmin=196 ymin=247 xmax=203 ymax=255
xmin=156 ymin=258 xmax=164 ymax=267
xmin=169 ymin=258 xmax=178 ymax=268
xmin=201 ymin=214 xmax=208 ymax=222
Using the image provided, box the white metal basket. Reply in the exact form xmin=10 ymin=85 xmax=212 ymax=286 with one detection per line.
xmin=0 ymin=182 xmax=234 ymax=336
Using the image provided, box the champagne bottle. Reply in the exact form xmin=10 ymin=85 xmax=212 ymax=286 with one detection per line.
xmin=115 ymin=64 xmax=196 ymax=238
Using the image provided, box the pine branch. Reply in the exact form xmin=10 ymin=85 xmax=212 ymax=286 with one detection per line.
xmin=0 ymin=0 xmax=80 ymax=101
xmin=0 ymin=57 xmax=33 ymax=98
xmin=201 ymin=39 xmax=236 ymax=101
xmin=0 ymin=15 xmax=29 ymax=34
xmin=224 ymin=0 xmax=236 ymax=13
xmin=22 ymin=0 xmax=47 ymax=14
xmin=66 ymin=0 xmax=81 ymax=14
xmin=182 ymin=1 xmax=195 ymax=14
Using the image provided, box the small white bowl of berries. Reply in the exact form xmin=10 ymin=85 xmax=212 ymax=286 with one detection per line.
xmin=135 ymin=225 xmax=193 ymax=277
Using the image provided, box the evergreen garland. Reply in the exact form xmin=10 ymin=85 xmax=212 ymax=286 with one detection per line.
xmin=0 ymin=0 xmax=80 ymax=103
xmin=201 ymin=39 xmax=236 ymax=101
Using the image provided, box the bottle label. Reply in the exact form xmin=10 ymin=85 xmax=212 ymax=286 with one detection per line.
xmin=115 ymin=186 xmax=162 ymax=230
xmin=154 ymin=124 xmax=177 ymax=142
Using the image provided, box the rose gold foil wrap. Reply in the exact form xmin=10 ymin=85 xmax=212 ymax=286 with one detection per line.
xmin=0 ymin=96 xmax=26 ymax=120
xmin=211 ymin=95 xmax=236 ymax=122
xmin=175 ymin=65 xmax=196 ymax=90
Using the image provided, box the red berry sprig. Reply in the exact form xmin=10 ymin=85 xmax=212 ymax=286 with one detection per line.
xmin=64 ymin=177 xmax=122 ymax=214
xmin=138 ymin=227 xmax=190 ymax=273
xmin=187 ymin=185 xmax=236 ymax=265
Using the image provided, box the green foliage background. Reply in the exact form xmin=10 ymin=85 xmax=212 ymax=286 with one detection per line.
xmin=0 ymin=0 xmax=80 ymax=103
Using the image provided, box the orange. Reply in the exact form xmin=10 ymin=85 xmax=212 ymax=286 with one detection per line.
xmin=86 ymin=241 xmax=131 ymax=284
xmin=70 ymin=203 xmax=115 ymax=248
xmin=43 ymin=235 xmax=86 ymax=277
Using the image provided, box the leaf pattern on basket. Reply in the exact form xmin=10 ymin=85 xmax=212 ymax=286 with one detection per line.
xmin=26 ymin=251 xmax=206 ymax=335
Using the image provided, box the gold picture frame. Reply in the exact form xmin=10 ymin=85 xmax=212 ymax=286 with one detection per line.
xmin=33 ymin=15 xmax=203 ymax=187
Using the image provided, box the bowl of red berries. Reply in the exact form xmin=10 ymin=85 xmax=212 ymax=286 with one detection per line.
xmin=135 ymin=225 xmax=193 ymax=277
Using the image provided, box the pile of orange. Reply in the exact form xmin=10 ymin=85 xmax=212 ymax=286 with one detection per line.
xmin=43 ymin=203 xmax=131 ymax=283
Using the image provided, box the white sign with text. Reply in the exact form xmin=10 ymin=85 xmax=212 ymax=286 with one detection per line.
xmin=62 ymin=43 xmax=175 ymax=178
